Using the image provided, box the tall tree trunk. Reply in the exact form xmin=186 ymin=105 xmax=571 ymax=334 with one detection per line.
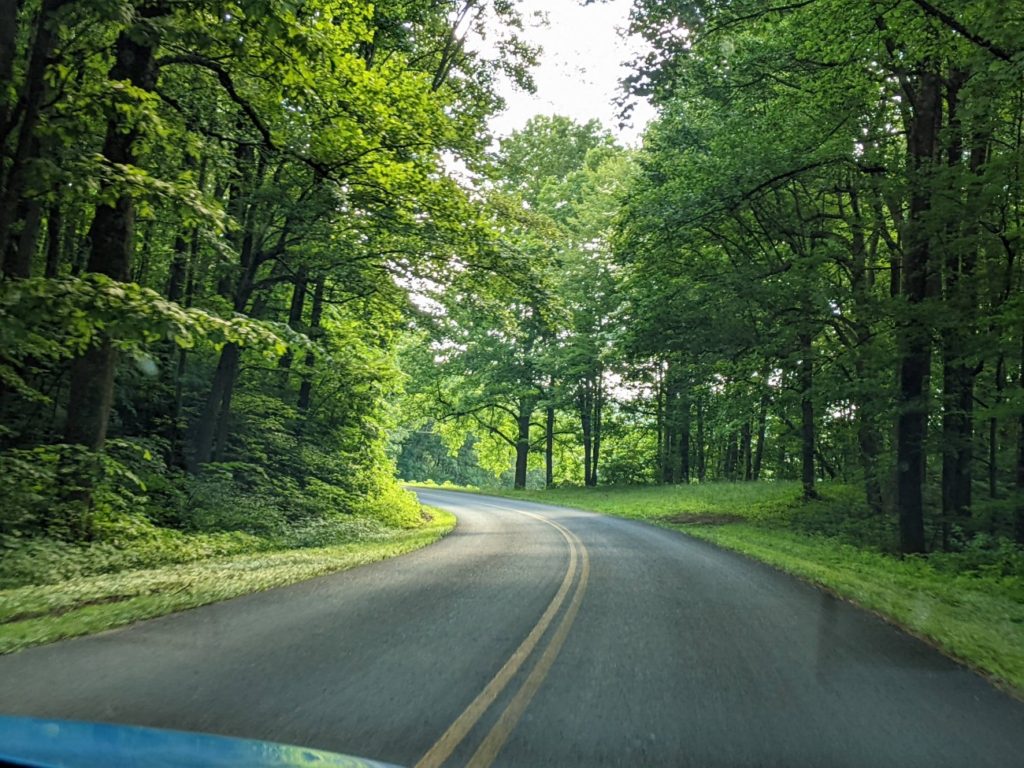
xmin=191 ymin=343 xmax=239 ymax=469
xmin=799 ymin=333 xmax=817 ymax=499
xmin=676 ymin=391 xmax=689 ymax=485
xmin=65 ymin=346 xmax=118 ymax=449
xmin=581 ymin=374 xmax=603 ymax=487
xmin=591 ymin=377 xmax=603 ymax=486
xmin=10 ymin=197 xmax=43 ymax=276
xmin=661 ymin=363 xmax=678 ymax=483
xmin=133 ymin=218 xmax=155 ymax=284
xmin=940 ymin=75 xmax=983 ymax=548
xmin=655 ymin=365 xmax=665 ymax=483
xmin=166 ymin=156 xmax=201 ymax=301
xmin=581 ymin=380 xmax=593 ymax=487
xmin=166 ymin=233 xmax=189 ymax=301
xmin=168 ymin=242 xmax=197 ymax=469
xmin=297 ymin=277 xmax=325 ymax=412
xmin=895 ymin=69 xmax=941 ymax=554
xmin=212 ymin=354 xmax=240 ymax=463
xmin=846 ymin=185 xmax=885 ymax=515
xmin=514 ymin=398 xmax=532 ymax=490
xmin=545 ymin=404 xmax=554 ymax=488
xmin=278 ymin=268 xmax=308 ymax=378
xmin=65 ymin=17 xmax=163 ymax=448
xmin=941 ymin=353 xmax=974 ymax=543
xmin=753 ymin=389 xmax=768 ymax=481
xmin=989 ymin=355 xmax=1004 ymax=499
xmin=44 ymin=201 xmax=62 ymax=277
xmin=741 ymin=419 xmax=752 ymax=481
xmin=192 ymin=149 xmax=263 ymax=466
xmin=1017 ymin=333 xmax=1024 ymax=544
xmin=0 ymin=0 xmax=18 ymax=151
xmin=64 ymin=205 xmax=84 ymax=275
xmin=724 ymin=432 xmax=738 ymax=480
xmin=696 ymin=394 xmax=706 ymax=481
xmin=0 ymin=0 xmax=65 ymax=264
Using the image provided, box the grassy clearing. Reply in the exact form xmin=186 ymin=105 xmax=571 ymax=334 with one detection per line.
xmin=0 ymin=506 xmax=456 ymax=654
xmin=451 ymin=482 xmax=1024 ymax=696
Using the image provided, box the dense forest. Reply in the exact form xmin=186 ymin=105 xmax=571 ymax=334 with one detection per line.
xmin=399 ymin=0 xmax=1024 ymax=558
xmin=0 ymin=0 xmax=537 ymax=585
xmin=3 ymin=0 xmax=1024 ymax=595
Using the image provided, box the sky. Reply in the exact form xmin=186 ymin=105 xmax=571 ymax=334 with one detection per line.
xmin=484 ymin=0 xmax=657 ymax=146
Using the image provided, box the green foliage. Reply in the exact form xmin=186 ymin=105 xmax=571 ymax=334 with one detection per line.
xmin=0 ymin=275 xmax=298 ymax=402
xmin=0 ymin=530 xmax=263 ymax=590
xmin=0 ymin=507 xmax=456 ymax=653
xmin=0 ymin=442 xmax=150 ymax=541
xmin=397 ymin=116 xmax=634 ymax=489
xmin=1 ymin=0 xmax=534 ymax=600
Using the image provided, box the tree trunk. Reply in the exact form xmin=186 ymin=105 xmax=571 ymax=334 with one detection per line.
xmin=753 ymin=390 xmax=768 ymax=481
xmin=166 ymin=156 xmax=201 ymax=302
xmin=581 ymin=381 xmax=593 ymax=487
xmin=591 ymin=377 xmax=603 ymax=486
xmin=741 ymin=419 xmax=752 ymax=481
xmin=191 ymin=343 xmax=240 ymax=469
xmin=297 ymin=277 xmax=325 ymax=412
xmin=44 ymin=201 xmax=62 ymax=277
xmin=164 ymin=209 xmax=200 ymax=466
xmin=65 ymin=17 xmax=163 ymax=449
xmin=799 ymin=333 xmax=817 ymax=499
xmin=696 ymin=394 xmax=706 ymax=481
xmin=212 ymin=353 xmax=240 ymax=463
xmin=847 ymin=185 xmax=885 ymax=515
xmin=858 ymin=411 xmax=885 ymax=515
xmin=0 ymin=0 xmax=65 ymax=264
xmin=941 ymin=352 xmax=974 ymax=543
xmin=676 ymin=391 xmax=689 ymax=485
xmin=655 ymin=365 xmax=665 ymax=483
xmin=65 ymin=346 xmax=118 ymax=449
xmin=939 ymin=75 xmax=983 ymax=547
xmin=133 ymin=219 xmax=156 ymax=284
xmin=724 ymin=432 xmax=738 ymax=480
xmin=545 ymin=405 xmax=554 ymax=488
xmin=989 ymin=355 xmax=1004 ymax=499
xmin=0 ymin=0 xmax=18 ymax=150
xmin=661 ymin=363 xmax=678 ymax=483
xmin=166 ymin=233 xmax=189 ymax=302
xmin=278 ymin=268 xmax=308 ymax=377
xmin=514 ymin=398 xmax=531 ymax=490
xmin=1017 ymin=333 xmax=1024 ymax=544
xmin=10 ymin=197 xmax=43 ymax=276
xmin=895 ymin=69 xmax=941 ymax=554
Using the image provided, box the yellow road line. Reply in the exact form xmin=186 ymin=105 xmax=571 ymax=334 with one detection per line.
xmin=466 ymin=522 xmax=590 ymax=768
xmin=414 ymin=507 xmax=580 ymax=768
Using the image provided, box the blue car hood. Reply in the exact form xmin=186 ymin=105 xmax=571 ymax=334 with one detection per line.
xmin=0 ymin=716 xmax=400 ymax=768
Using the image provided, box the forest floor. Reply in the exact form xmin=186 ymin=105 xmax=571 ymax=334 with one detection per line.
xmin=410 ymin=481 xmax=1024 ymax=696
xmin=0 ymin=507 xmax=456 ymax=654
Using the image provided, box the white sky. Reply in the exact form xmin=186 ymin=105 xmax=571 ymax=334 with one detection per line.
xmin=485 ymin=0 xmax=656 ymax=146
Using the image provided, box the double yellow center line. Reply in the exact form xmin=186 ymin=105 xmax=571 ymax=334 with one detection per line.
xmin=415 ymin=506 xmax=590 ymax=768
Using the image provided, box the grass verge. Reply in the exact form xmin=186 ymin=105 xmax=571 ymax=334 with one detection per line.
xmin=434 ymin=483 xmax=1024 ymax=696
xmin=0 ymin=506 xmax=455 ymax=654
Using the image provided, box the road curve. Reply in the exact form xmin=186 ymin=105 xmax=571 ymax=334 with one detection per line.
xmin=1 ymin=489 xmax=1023 ymax=767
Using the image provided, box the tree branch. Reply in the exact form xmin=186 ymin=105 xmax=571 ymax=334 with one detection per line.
xmin=906 ymin=0 xmax=1014 ymax=61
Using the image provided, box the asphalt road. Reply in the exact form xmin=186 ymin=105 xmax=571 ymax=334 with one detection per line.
xmin=2 ymin=489 xmax=1023 ymax=767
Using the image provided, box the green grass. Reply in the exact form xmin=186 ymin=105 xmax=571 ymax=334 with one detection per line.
xmin=448 ymin=482 xmax=1024 ymax=696
xmin=0 ymin=507 xmax=456 ymax=654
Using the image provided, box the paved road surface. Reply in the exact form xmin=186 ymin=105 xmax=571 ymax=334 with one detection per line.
xmin=2 ymin=489 xmax=1023 ymax=767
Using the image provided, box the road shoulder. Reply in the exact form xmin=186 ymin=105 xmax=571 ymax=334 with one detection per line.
xmin=0 ymin=506 xmax=456 ymax=654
